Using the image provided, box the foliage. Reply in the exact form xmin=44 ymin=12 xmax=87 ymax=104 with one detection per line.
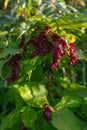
xmin=0 ymin=0 xmax=87 ymax=130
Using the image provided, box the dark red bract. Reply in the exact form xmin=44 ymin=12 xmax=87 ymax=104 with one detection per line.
xmin=43 ymin=105 xmax=53 ymax=121
xmin=69 ymin=55 xmax=77 ymax=65
xmin=44 ymin=26 xmax=51 ymax=31
xmin=29 ymin=30 xmax=53 ymax=58
xmin=6 ymin=54 xmax=21 ymax=83
xmin=69 ymin=42 xmax=77 ymax=64
xmin=57 ymin=38 xmax=67 ymax=48
xmin=51 ymin=46 xmax=61 ymax=68
xmin=51 ymin=33 xmax=60 ymax=42
xmin=6 ymin=63 xmax=19 ymax=82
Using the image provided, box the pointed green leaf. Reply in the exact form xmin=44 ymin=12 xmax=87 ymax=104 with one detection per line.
xmin=51 ymin=107 xmax=80 ymax=130
xmin=55 ymin=92 xmax=84 ymax=110
xmin=53 ymin=13 xmax=87 ymax=29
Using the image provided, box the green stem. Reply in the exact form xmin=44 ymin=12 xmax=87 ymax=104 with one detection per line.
xmin=55 ymin=20 xmax=60 ymax=34
xmin=26 ymin=0 xmax=31 ymax=17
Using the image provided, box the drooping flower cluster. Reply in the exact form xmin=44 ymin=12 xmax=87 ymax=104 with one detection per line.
xmin=28 ymin=26 xmax=53 ymax=58
xmin=69 ymin=43 xmax=77 ymax=65
xmin=51 ymin=38 xmax=77 ymax=68
xmin=6 ymin=36 xmax=25 ymax=83
xmin=51 ymin=36 xmax=67 ymax=68
xmin=6 ymin=54 xmax=21 ymax=82
xmin=6 ymin=25 xmax=77 ymax=83
xmin=25 ymin=26 xmax=77 ymax=68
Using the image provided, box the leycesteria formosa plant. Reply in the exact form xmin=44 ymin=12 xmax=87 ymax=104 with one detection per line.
xmin=1 ymin=0 xmax=87 ymax=130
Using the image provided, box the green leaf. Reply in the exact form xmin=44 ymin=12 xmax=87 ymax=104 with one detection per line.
xmin=78 ymin=119 xmax=87 ymax=130
xmin=0 ymin=31 xmax=8 ymax=37
xmin=25 ymin=0 xmax=31 ymax=16
xmin=21 ymin=107 xmax=37 ymax=128
xmin=17 ymin=84 xmax=33 ymax=102
xmin=17 ymin=82 xmax=48 ymax=107
xmin=69 ymin=84 xmax=87 ymax=97
xmin=27 ymin=14 xmax=45 ymax=21
xmin=62 ymin=93 xmax=84 ymax=107
xmin=23 ymin=56 xmax=39 ymax=76
xmin=76 ymin=48 xmax=87 ymax=60
xmin=0 ymin=110 xmax=20 ymax=130
xmin=30 ymin=83 xmax=48 ymax=106
xmin=52 ymin=13 xmax=87 ymax=30
xmin=60 ymin=79 xmax=87 ymax=98
xmin=55 ymin=92 xmax=84 ymax=110
xmin=0 ymin=47 xmax=20 ymax=59
xmin=8 ymin=87 xmax=25 ymax=109
xmin=30 ymin=65 xmax=45 ymax=82
xmin=51 ymin=107 xmax=80 ymax=130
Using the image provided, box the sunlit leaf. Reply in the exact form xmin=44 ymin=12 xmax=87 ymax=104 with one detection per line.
xmin=17 ymin=83 xmax=48 ymax=107
xmin=52 ymin=13 xmax=87 ymax=29
xmin=55 ymin=92 xmax=84 ymax=110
